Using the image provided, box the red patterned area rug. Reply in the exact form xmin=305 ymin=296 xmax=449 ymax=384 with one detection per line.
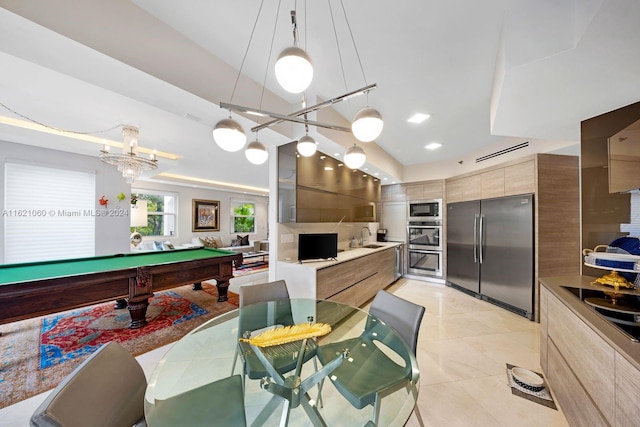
xmin=0 ymin=282 xmax=236 ymax=409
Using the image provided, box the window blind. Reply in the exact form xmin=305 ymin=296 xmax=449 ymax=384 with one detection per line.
xmin=4 ymin=162 xmax=96 ymax=263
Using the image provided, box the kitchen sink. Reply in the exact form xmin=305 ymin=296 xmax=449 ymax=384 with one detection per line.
xmin=362 ymin=244 xmax=384 ymax=249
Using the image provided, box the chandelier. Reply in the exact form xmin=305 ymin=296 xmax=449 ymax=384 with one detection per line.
xmin=100 ymin=126 xmax=158 ymax=184
xmin=213 ymin=2 xmax=383 ymax=168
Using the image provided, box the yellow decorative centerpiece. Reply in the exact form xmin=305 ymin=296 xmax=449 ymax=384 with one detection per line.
xmin=592 ymin=270 xmax=635 ymax=291
xmin=240 ymin=323 xmax=331 ymax=347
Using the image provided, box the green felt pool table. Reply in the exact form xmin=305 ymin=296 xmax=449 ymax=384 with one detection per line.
xmin=0 ymin=248 xmax=243 ymax=329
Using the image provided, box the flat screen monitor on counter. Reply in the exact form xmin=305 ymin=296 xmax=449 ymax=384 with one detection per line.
xmin=298 ymin=233 xmax=338 ymax=262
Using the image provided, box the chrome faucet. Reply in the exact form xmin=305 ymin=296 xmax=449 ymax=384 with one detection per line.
xmin=360 ymin=227 xmax=371 ymax=246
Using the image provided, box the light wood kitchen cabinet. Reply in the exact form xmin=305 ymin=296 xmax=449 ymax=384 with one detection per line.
xmin=405 ymin=183 xmax=424 ymax=201
xmin=403 ymin=181 xmax=445 ymax=201
xmin=539 ymin=278 xmax=640 ymax=427
xmin=546 ymin=290 xmax=615 ymax=423
xmin=504 ymin=159 xmax=535 ymax=195
xmin=547 ymin=340 xmax=609 ymax=426
xmin=615 ymin=352 xmax=640 ymax=426
xmin=379 ymin=184 xmax=406 ymax=202
xmin=317 ymin=247 xmax=395 ymax=307
xmin=480 ymin=169 xmax=505 ymax=199
xmin=539 ymin=285 xmax=548 ymax=372
xmin=446 ymin=174 xmax=482 ymax=203
xmin=445 ymin=157 xmax=539 ymax=202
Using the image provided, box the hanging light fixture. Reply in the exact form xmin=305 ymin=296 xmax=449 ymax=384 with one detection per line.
xmin=344 ymin=144 xmax=366 ymax=169
xmin=275 ymin=48 xmax=313 ymax=94
xmin=99 ymin=125 xmax=158 ymax=184
xmin=217 ymin=2 xmax=381 ymax=170
xmin=245 ymin=139 xmax=269 ymax=164
xmin=275 ymin=11 xmax=313 ymax=94
xmin=213 ymin=117 xmax=247 ymax=152
xmin=297 ymin=134 xmax=317 ymax=157
xmin=351 ymin=107 xmax=384 ymax=142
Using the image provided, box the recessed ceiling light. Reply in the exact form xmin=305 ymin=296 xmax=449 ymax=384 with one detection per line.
xmin=374 ymin=172 xmax=379 ymax=176
xmin=362 ymin=174 xmax=367 ymax=177
xmin=338 ymin=163 xmax=344 ymax=167
xmin=383 ymin=177 xmax=388 ymax=180
xmin=425 ymin=142 xmax=442 ymax=150
xmin=363 ymin=167 xmax=368 ymax=171
xmin=407 ymin=113 xmax=430 ymax=124
xmin=391 ymin=181 xmax=396 ymax=184
xmin=333 ymin=153 xmax=340 ymax=156
xmin=324 ymin=166 xmax=333 ymax=171
xmin=320 ymin=155 xmax=326 ymax=159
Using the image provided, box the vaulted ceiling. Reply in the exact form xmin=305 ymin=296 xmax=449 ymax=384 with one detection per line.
xmin=0 ymin=0 xmax=638 ymax=192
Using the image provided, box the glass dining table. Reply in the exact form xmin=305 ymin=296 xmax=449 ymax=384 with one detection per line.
xmin=144 ymin=298 xmax=420 ymax=426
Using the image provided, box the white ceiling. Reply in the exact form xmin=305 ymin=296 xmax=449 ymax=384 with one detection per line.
xmin=0 ymin=0 xmax=639 ymax=192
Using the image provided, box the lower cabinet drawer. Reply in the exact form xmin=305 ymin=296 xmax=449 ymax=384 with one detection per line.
xmin=547 ymin=339 xmax=609 ymax=427
xmin=547 ymin=291 xmax=615 ymax=422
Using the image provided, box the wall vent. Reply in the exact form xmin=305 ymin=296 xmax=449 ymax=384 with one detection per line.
xmin=475 ymin=141 xmax=529 ymax=163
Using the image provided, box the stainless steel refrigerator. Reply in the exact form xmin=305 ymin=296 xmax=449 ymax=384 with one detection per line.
xmin=446 ymin=194 xmax=535 ymax=319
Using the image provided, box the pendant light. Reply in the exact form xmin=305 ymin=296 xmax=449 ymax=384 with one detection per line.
xmin=344 ymin=144 xmax=366 ymax=169
xmin=275 ymin=47 xmax=313 ymax=94
xmin=297 ymin=134 xmax=317 ymax=157
xmin=213 ymin=118 xmax=247 ymax=152
xmin=351 ymin=107 xmax=384 ymax=142
xmin=244 ymin=139 xmax=269 ymax=164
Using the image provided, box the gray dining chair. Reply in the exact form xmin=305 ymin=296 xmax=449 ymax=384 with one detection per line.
xmin=30 ymin=341 xmax=147 ymax=427
xmin=231 ymin=280 xmax=318 ymax=388
xmin=316 ymin=290 xmax=425 ymax=426
xmin=146 ymin=375 xmax=246 ymax=426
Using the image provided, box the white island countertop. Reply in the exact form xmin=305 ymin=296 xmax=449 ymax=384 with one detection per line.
xmin=276 ymin=241 xmax=402 ymax=300
xmin=278 ymin=241 xmax=402 ymax=271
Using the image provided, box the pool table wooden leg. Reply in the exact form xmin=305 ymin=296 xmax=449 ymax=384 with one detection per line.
xmin=127 ymin=298 xmax=149 ymax=329
xmin=216 ymin=280 xmax=229 ymax=302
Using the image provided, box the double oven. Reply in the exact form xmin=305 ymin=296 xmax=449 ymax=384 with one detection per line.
xmin=406 ymin=199 xmax=443 ymax=277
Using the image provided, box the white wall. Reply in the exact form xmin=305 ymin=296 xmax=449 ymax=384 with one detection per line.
xmin=0 ymin=140 xmax=130 ymax=263
xmin=132 ymin=180 xmax=268 ymax=246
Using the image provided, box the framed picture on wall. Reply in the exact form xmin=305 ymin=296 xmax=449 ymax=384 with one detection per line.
xmin=192 ymin=199 xmax=220 ymax=232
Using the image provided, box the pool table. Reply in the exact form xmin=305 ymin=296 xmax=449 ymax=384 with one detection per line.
xmin=0 ymin=248 xmax=243 ymax=329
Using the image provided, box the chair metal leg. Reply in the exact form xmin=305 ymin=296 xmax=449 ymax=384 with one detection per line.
xmin=413 ymin=404 xmax=425 ymax=427
xmin=373 ymin=393 xmax=382 ymax=426
xmin=230 ymin=346 xmax=239 ymax=375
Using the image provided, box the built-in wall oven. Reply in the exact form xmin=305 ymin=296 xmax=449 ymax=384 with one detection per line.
xmin=407 ymin=221 xmax=442 ymax=250
xmin=407 ymin=218 xmax=443 ymax=278
xmin=406 ymin=249 xmax=443 ymax=277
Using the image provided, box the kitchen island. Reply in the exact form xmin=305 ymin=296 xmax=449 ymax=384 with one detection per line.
xmin=539 ymin=276 xmax=640 ymax=426
xmin=277 ymin=242 xmax=400 ymax=307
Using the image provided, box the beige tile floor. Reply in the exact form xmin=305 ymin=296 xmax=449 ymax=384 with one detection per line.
xmin=0 ymin=278 xmax=568 ymax=426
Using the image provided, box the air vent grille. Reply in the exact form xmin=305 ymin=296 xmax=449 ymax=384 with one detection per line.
xmin=475 ymin=142 xmax=529 ymax=163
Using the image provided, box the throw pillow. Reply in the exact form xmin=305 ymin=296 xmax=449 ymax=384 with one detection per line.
xmin=230 ymin=238 xmax=242 ymax=247
xmin=199 ymin=237 xmax=218 ymax=248
xmin=238 ymin=234 xmax=250 ymax=246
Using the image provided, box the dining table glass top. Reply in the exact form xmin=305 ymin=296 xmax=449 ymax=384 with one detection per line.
xmin=144 ymin=298 xmax=420 ymax=426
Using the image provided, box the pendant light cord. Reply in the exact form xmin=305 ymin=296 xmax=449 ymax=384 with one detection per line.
xmin=229 ymin=0 xmax=266 ymax=104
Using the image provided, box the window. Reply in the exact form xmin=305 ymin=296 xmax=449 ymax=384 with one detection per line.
xmin=131 ymin=190 xmax=177 ymax=237
xmin=232 ymin=201 xmax=255 ymax=233
xmin=4 ymin=162 xmax=95 ymax=263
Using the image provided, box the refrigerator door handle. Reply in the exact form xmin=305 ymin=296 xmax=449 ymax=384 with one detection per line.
xmin=473 ymin=214 xmax=479 ymax=263
xmin=479 ymin=214 xmax=485 ymax=264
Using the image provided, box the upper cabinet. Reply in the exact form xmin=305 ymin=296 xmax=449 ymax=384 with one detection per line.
xmin=446 ymin=158 xmax=536 ymax=203
xmin=278 ymin=142 xmax=380 ymax=223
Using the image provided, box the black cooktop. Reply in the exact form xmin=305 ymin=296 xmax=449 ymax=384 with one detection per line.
xmin=561 ymin=286 xmax=640 ymax=342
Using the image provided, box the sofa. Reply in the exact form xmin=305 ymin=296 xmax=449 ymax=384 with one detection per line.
xmin=190 ymin=235 xmax=256 ymax=253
